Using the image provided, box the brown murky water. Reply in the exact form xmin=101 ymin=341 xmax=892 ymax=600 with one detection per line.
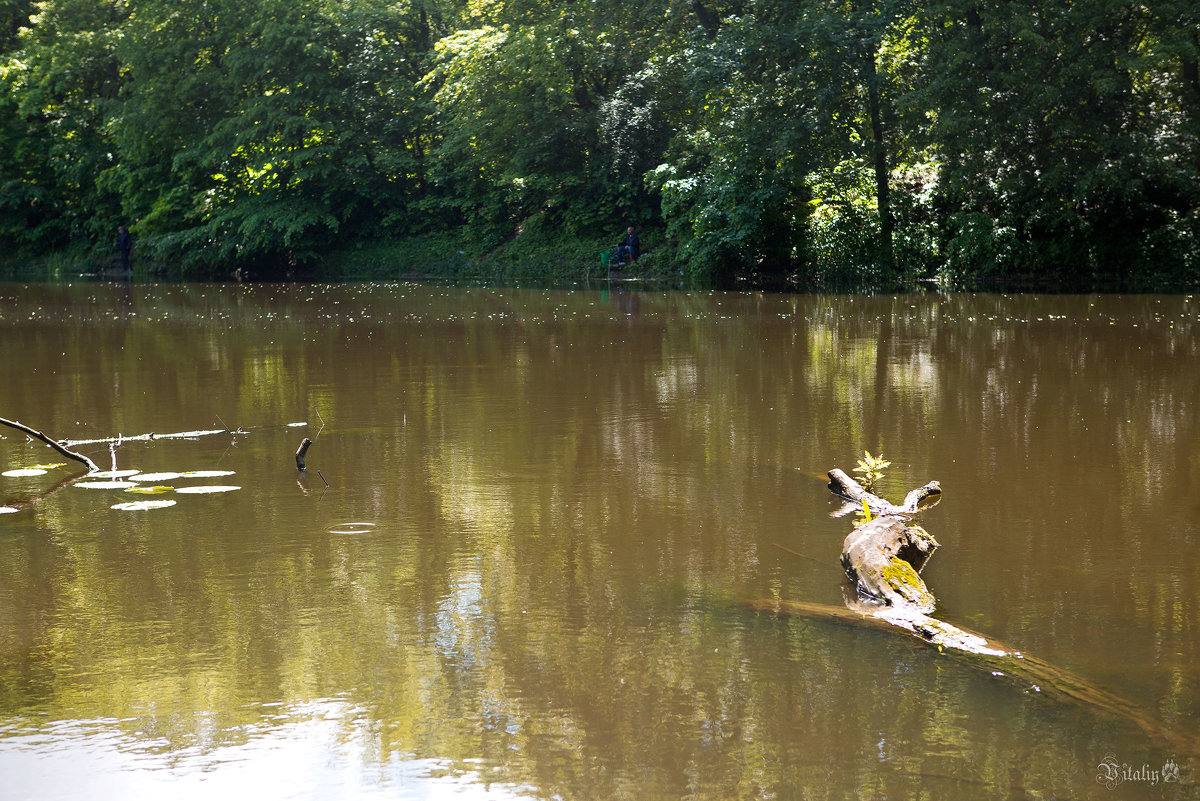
xmin=1 ymin=282 xmax=1198 ymax=800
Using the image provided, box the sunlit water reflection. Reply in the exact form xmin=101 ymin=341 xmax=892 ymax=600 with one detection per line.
xmin=1 ymin=283 xmax=1198 ymax=800
xmin=0 ymin=700 xmax=533 ymax=800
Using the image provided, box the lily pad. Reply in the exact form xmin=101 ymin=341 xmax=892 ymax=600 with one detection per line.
xmin=287 ymin=422 xmax=307 ymax=427
xmin=3 ymin=468 xmax=48 ymax=477
xmin=179 ymin=470 xmax=236 ymax=478
xmin=111 ymin=500 xmax=177 ymax=511
xmin=89 ymin=469 xmax=141 ymax=479
xmin=124 ymin=485 xmax=175 ymax=495
xmin=0 ymin=506 xmax=19 ymax=514
xmin=174 ymin=485 xmax=241 ymax=494
xmin=129 ymin=472 xmax=185 ymax=482
xmin=75 ymin=480 xmax=139 ymax=489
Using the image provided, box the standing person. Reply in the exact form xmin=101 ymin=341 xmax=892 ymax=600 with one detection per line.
xmin=116 ymin=226 xmax=133 ymax=269
xmin=618 ymin=226 xmax=640 ymax=264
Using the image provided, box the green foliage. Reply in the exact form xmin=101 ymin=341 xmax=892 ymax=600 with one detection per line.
xmin=853 ymin=450 xmax=890 ymax=491
xmin=98 ymin=0 xmax=439 ymax=271
xmin=918 ymin=0 xmax=1200 ymax=287
xmin=423 ymin=2 xmax=663 ymax=247
xmin=648 ymin=13 xmax=815 ymax=284
xmin=0 ymin=0 xmax=1198 ymax=286
xmin=1 ymin=0 xmax=126 ymax=255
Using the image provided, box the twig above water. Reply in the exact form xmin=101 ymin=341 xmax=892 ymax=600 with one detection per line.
xmin=62 ymin=428 xmax=233 ymax=446
xmin=0 ymin=416 xmax=99 ymax=473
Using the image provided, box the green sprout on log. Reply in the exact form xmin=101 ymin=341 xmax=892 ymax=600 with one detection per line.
xmin=853 ymin=450 xmax=890 ymax=492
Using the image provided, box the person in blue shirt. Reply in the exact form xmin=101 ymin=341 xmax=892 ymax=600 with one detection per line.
xmin=116 ymin=226 xmax=133 ymax=269
xmin=616 ymin=226 xmax=640 ymax=264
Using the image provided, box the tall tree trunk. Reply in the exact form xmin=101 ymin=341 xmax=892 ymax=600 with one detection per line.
xmin=864 ymin=48 xmax=895 ymax=271
xmin=1183 ymin=35 xmax=1200 ymax=174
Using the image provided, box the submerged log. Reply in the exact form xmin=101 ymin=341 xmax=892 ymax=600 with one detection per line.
xmin=742 ymin=595 xmax=1200 ymax=757
xmin=742 ymin=463 xmax=1200 ymax=756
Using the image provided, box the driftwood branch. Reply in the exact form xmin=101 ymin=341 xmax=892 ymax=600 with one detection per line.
xmin=827 ymin=468 xmax=940 ymax=516
xmin=61 ymin=428 xmax=233 ymax=447
xmin=0 ymin=416 xmax=99 ymax=473
xmin=295 ymin=438 xmax=313 ymax=470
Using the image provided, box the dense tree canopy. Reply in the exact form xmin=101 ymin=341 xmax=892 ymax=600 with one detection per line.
xmin=1 ymin=0 xmax=1197 ymax=287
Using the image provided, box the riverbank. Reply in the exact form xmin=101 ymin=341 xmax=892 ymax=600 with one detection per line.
xmin=4 ymin=228 xmax=1196 ymax=294
xmin=0 ymin=229 xmax=675 ymax=287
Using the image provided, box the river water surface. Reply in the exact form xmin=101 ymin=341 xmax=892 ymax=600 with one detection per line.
xmin=1 ymin=283 xmax=1198 ymax=800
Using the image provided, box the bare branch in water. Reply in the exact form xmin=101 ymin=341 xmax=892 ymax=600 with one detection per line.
xmin=0 ymin=416 xmax=99 ymax=473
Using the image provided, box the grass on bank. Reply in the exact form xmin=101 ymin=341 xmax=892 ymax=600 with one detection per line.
xmin=0 ymin=228 xmax=675 ymax=286
xmin=316 ymin=229 xmax=670 ymax=285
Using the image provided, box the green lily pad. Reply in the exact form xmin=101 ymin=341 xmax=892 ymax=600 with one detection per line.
xmin=3 ymin=468 xmax=48 ymax=477
xmin=111 ymin=500 xmax=177 ymax=511
xmin=179 ymin=470 xmax=236 ymax=478
xmin=129 ymin=472 xmax=184 ymax=482
xmin=174 ymin=485 xmax=241 ymax=494
xmin=76 ymin=480 xmax=139 ymax=489
xmin=124 ymin=485 xmax=175 ymax=495
xmin=0 ymin=506 xmax=19 ymax=514
xmin=90 ymin=469 xmax=141 ymax=478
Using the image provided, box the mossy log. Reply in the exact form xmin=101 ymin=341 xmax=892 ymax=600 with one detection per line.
xmin=841 ymin=516 xmax=939 ymax=613
xmin=832 ymin=470 xmax=941 ymax=615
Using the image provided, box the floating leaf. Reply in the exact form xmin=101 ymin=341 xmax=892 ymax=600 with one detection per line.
xmin=111 ymin=500 xmax=177 ymax=511
xmin=179 ymin=470 xmax=236 ymax=478
xmin=0 ymin=506 xmax=19 ymax=514
xmin=32 ymin=463 xmax=67 ymax=470
xmin=174 ymin=485 xmax=241 ymax=494
xmin=287 ymin=422 xmax=307 ymax=427
xmin=3 ymin=468 xmax=47 ymax=477
xmin=125 ymin=485 xmax=175 ymax=495
xmin=89 ymin=469 xmax=142 ymax=478
xmin=76 ymin=480 xmax=139 ymax=489
xmin=129 ymin=472 xmax=185 ymax=482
